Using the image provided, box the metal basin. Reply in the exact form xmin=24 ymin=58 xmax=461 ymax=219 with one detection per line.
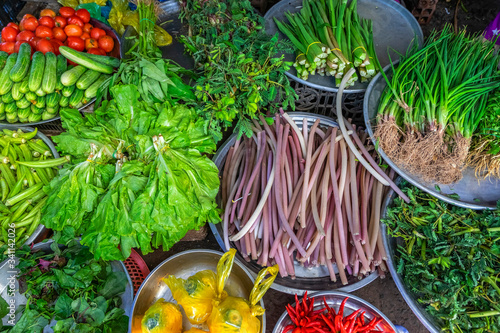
xmin=264 ymin=0 xmax=423 ymax=93
xmin=210 ymin=112 xmax=378 ymax=295
xmin=272 ymin=291 xmax=407 ymax=333
xmin=129 ymin=249 xmax=266 ymax=333
xmin=363 ymin=64 xmax=500 ymax=209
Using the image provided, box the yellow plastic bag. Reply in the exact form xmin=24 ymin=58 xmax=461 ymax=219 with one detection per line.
xmin=207 ymin=265 xmax=279 ymax=333
xmin=122 ymin=13 xmax=172 ymax=46
xmin=164 ymin=249 xmax=236 ymax=325
xmin=184 ymin=329 xmax=208 ymax=333
xmin=58 ymin=0 xmax=106 ymax=7
xmin=141 ymin=298 xmax=183 ymax=333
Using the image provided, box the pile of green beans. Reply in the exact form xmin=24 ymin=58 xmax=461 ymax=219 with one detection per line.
xmin=0 ymin=128 xmax=69 ymax=247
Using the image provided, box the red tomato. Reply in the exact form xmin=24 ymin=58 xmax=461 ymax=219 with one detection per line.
xmin=87 ymin=47 xmax=105 ymax=56
xmin=85 ymin=38 xmax=98 ymax=50
xmin=67 ymin=36 xmax=84 ymax=52
xmin=98 ymin=36 xmax=114 ymax=53
xmin=23 ymin=17 xmax=38 ymax=32
xmin=35 ymin=25 xmax=53 ymax=39
xmin=55 ymin=16 xmax=67 ymax=28
xmin=50 ymin=39 xmax=63 ymax=55
xmin=80 ymin=32 xmax=90 ymax=41
xmin=83 ymin=23 xmax=93 ymax=34
xmin=22 ymin=14 xmax=34 ymax=20
xmin=52 ymin=27 xmax=66 ymax=42
xmin=67 ymin=16 xmax=84 ymax=28
xmin=38 ymin=16 xmax=55 ymax=29
xmin=36 ymin=39 xmax=54 ymax=54
xmin=30 ymin=36 xmax=42 ymax=48
xmin=19 ymin=19 xmax=26 ymax=32
xmin=40 ymin=9 xmax=56 ymax=18
xmin=59 ymin=7 xmax=75 ymax=18
xmin=75 ymin=9 xmax=91 ymax=23
xmin=6 ymin=23 xmax=19 ymax=32
xmin=64 ymin=25 xmax=82 ymax=37
xmin=0 ymin=42 xmax=15 ymax=54
xmin=14 ymin=40 xmax=33 ymax=53
xmin=1 ymin=27 xmax=18 ymax=43
xmin=16 ymin=30 xmax=35 ymax=42
xmin=90 ymin=27 xmax=106 ymax=40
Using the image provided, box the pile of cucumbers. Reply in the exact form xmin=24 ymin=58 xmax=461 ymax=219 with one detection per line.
xmin=0 ymin=44 xmax=118 ymax=124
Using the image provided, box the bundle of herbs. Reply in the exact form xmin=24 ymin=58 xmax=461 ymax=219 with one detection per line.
xmin=179 ymin=0 xmax=297 ymax=142
xmin=0 ymin=240 xmax=129 ymax=332
xmin=274 ymin=0 xmax=379 ymax=86
xmin=384 ymin=181 xmax=500 ymax=332
xmin=375 ymin=26 xmax=500 ymax=184
xmin=467 ymin=88 xmax=500 ymax=179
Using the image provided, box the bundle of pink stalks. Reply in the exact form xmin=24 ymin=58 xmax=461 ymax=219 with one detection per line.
xmin=220 ymin=110 xmax=409 ymax=285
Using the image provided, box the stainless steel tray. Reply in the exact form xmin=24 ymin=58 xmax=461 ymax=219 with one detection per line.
xmin=264 ymin=0 xmax=423 ymax=93
xmin=0 ymin=240 xmax=134 ymax=331
xmin=363 ymin=65 xmax=500 ymax=209
xmin=381 ymin=178 xmax=442 ymax=333
xmin=129 ymin=249 xmax=265 ymax=333
xmin=272 ymin=291 xmax=407 ymax=333
xmin=210 ymin=112 xmax=378 ymax=295
xmin=0 ymin=126 xmax=58 ymax=245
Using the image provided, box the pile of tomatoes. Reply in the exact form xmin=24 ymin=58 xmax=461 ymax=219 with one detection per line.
xmin=0 ymin=7 xmax=115 ymax=57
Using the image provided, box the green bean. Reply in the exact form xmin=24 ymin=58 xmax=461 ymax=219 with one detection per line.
xmin=16 ymin=156 xmax=70 ymax=168
xmin=5 ymin=182 xmax=43 ymax=206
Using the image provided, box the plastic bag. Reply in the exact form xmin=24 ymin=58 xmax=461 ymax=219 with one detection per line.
xmin=207 ymin=265 xmax=279 ymax=333
xmin=108 ymin=0 xmax=134 ymax=36
xmin=141 ymin=298 xmax=183 ymax=333
xmin=58 ymin=0 xmax=106 ymax=7
xmin=76 ymin=3 xmax=108 ymax=24
xmin=164 ymin=249 xmax=236 ymax=325
xmin=122 ymin=13 xmax=172 ymax=46
xmin=184 ymin=329 xmax=208 ymax=333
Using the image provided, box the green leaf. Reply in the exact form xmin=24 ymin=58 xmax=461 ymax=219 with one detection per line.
xmin=54 ymin=293 xmax=73 ymax=320
xmin=97 ymin=271 xmax=127 ymax=299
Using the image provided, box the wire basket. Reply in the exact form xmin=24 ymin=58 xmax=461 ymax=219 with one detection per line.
xmin=123 ymin=249 xmax=151 ymax=295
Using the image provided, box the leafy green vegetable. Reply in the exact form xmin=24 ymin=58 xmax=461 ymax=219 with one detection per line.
xmin=384 ymin=182 xmax=500 ymax=332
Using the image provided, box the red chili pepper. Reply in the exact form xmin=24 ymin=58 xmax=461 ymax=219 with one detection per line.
xmin=283 ymin=324 xmax=296 ymax=333
xmin=344 ymin=309 xmax=362 ymax=323
xmin=338 ymin=297 xmax=348 ymax=318
xmin=321 ymin=313 xmax=335 ymax=331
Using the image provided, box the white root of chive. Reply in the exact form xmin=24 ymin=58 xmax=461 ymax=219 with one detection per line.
xmin=335 ymin=68 xmax=390 ymax=187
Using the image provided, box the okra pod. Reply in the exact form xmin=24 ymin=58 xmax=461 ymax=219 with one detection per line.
xmin=17 ymin=129 xmax=38 ymax=140
xmin=26 ymin=210 xmax=41 ymax=235
xmin=14 ymin=215 xmax=34 ymax=228
xmin=31 ymin=169 xmax=42 ymax=185
xmin=14 ymin=227 xmax=25 ymax=243
xmin=28 ymin=189 xmax=46 ymax=204
xmin=5 ymin=182 xmax=43 ymax=206
xmin=32 ymin=151 xmax=40 ymax=158
xmin=27 ymin=141 xmax=51 ymax=157
xmin=16 ymin=156 xmax=70 ymax=168
xmin=9 ymin=200 xmax=31 ymax=223
xmin=0 ymin=178 xmax=8 ymax=201
xmin=35 ymin=167 xmax=50 ymax=185
xmin=5 ymin=137 xmax=26 ymax=145
xmin=19 ymin=144 xmax=32 ymax=161
xmin=23 ymin=196 xmax=46 ymax=221
xmin=0 ymin=155 xmax=8 ymax=164
xmin=0 ymin=163 xmax=15 ymax=188
xmin=0 ymin=201 xmax=9 ymax=214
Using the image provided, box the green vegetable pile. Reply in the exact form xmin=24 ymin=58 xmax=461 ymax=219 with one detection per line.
xmin=384 ymin=182 xmax=500 ymax=332
xmin=179 ymin=0 xmax=297 ymax=142
xmin=467 ymin=88 xmax=500 ymax=179
xmin=0 ymin=240 xmax=129 ymax=332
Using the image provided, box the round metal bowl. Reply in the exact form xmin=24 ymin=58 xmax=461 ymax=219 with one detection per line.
xmin=381 ymin=178 xmax=441 ymax=333
xmin=264 ymin=0 xmax=423 ymax=93
xmin=363 ymin=64 xmax=500 ymax=209
xmin=129 ymin=249 xmax=266 ymax=333
xmin=0 ymin=240 xmax=134 ymax=329
xmin=272 ymin=291 xmax=407 ymax=333
xmin=1 ymin=18 xmax=121 ymax=126
xmin=0 ymin=126 xmax=58 ymax=245
xmin=210 ymin=112 xmax=378 ymax=295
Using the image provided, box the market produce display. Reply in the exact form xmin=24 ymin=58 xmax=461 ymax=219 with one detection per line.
xmin=374 ymin=26 xmax=500 ymax=185
xmin=281 ymin=293 xmax=387 ymax=333
xmin=384 ymin=181 xmax=500 ymax=332
xmin=220 ymin=110 xmax=407 ymax=283
xmin=0 ymin=240 xmax=129 ymax=332
xmin=179 ymin=0 xmax=297 ymax=142
xmin=274 ymin=0 xmax=379 ymax=86
xmin=0 ymin=128 xmax=69 ymax=247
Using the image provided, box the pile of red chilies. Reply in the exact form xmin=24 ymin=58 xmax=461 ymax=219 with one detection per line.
xmin=220 ymin=111 xmax=408 ymax=283
xmin=283 ymin=293 xmax=388 ymax=333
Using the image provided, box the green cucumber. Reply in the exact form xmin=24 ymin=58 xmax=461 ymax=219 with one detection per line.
xmin=84 ymin=74 xmax=110 ymax=99
xmin=28 ymin=52 xmax=45 ymax=92
xmin=61 ymin=66 xmax=87 ymax=87
xmin=0 ymin=54 xmax=18 ymax=95
xmin=62 ymin=85 xmax=75 ymax=97
xmin=59 ymin=95 xmax=70 ymax=107
xmin=42 ymin=111 xmax=55 ymax=121
xmin=28 ymin=113 xmax=42 ymax=123
xmin=18 ymin=107 xmax=30 ymax=119
xmin=35 ymin=86 xmax=46 ymax=97
xmin=59 ymin=46 xmax=114 ymax=74
xmin=0 ymin=114 xmax=5 ymax=121
xmin=30 ymin=104 xmax=43 ymax=115
xmin=42 ymin=52 xmax=57 ymax=94
xmin=19 ymin=78 xmax=29 ymax=94
xmin=34 ymin=96 xmax=45 ymax=108
xmin=46 ymin=92 xmax=60 ymax=108
xmin=76 ymin=69 xmax=100 ymax=90
xmin=0 ymin=102 xmax=4 ymax=114
xmin=2 ymin=91 xmax=13 ymax=104
xmin=0 ymin=51 xmax=8 ymax=70
xmin=11 ymin=82 xmax=24 ymax=101
xmin=5 ymin=102 xmax=17 ymax=114
xmin=55 ymin=55 xmax=67 ymax=92
xmin=16 ymin=97 xmax=30 ymax=109
xmin=10 ymin=43 xmax=31 ymax=82
xmin=6 ymin=113 xmax=18 ymax=124
xmin=25 ymin=91 xmax=37 ymax=103
xmin=46 ymin=105 xmax=59 ymax=114
xmin=69 ymin=89 xmax=84 ymax=108
xmin=83 ymin=53 xmax=120 ymax=68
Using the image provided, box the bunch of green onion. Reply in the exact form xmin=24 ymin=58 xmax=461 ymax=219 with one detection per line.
xmin=274 ymin=0 xmax=378 ymax=87
xmin=375 ymin=26 xmax=500 ymax=184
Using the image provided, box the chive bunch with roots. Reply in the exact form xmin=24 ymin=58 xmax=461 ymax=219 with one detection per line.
xmin=375 ymin=26 xmax=500 ymax=184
